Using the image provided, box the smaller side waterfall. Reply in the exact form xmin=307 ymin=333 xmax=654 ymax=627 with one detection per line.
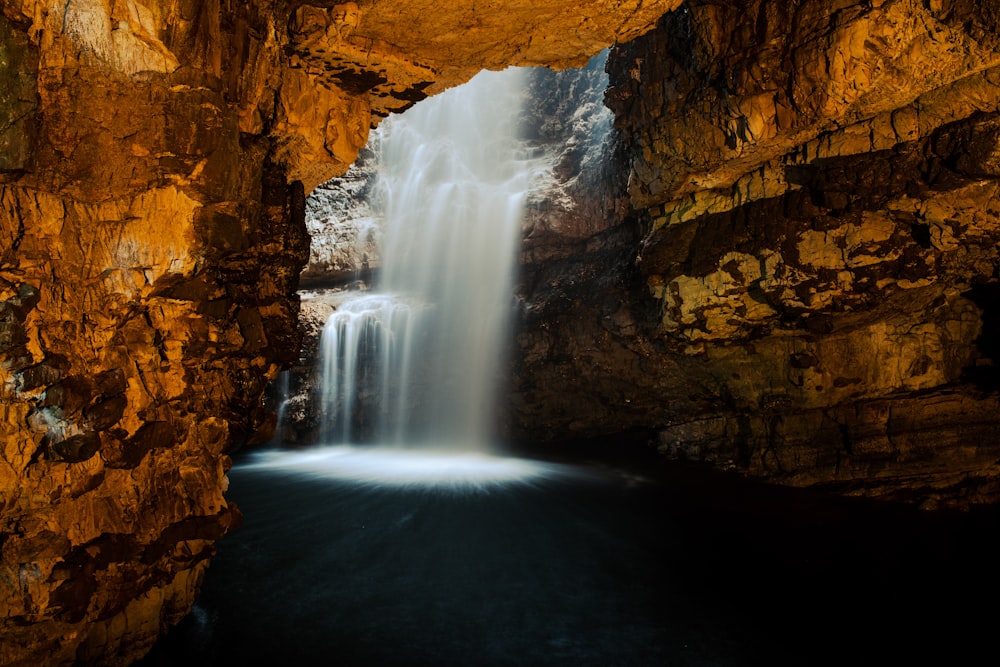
xmin=318 ymin=294 xmax=423 ymax=443
xmin=317 ymin=67 xmax=539 ymax=450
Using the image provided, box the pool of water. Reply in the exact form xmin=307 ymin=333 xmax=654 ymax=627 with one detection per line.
xmin=138 ymin=450 xmax=1000 ymax=666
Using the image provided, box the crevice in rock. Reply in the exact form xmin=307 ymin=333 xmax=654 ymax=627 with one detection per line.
xmin=962 ymin=282 xmax=1000 ymax=391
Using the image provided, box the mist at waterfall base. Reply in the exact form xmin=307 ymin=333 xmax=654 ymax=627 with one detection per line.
xmin=139 ymin=65 xmax=1000 ymax=666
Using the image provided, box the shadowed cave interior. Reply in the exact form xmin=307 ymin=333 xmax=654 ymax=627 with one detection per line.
xmin=3 ymin=1 xmax=1000 ymax=665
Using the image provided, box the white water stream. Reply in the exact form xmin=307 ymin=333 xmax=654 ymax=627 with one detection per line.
xmin=257 ymin=61 xmax=619 ymax=486
xmin=317 ymin=67 xmax=539 ymax=454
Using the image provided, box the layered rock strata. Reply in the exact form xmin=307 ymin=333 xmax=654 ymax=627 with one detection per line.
xmin=0 ymin=1 xmax=675 ymax=664
xmin=512 ymin=0 xmax=1000 ymax=507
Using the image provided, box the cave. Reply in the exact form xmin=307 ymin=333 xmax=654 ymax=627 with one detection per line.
xmin=3 ymin=1 xmax=1000 ymax=665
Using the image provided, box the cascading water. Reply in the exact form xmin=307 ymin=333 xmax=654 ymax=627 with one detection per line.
xmin=318 ymin=67 xmax=536 ymax=451
xmin=252 ymin=67 xmax=567 ymax=487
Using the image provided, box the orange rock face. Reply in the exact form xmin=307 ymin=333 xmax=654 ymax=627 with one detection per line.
xmin=0 ymin=0 xmax=675 ymax=664
xmin=278 ymin=0 xmax=678 ymax=188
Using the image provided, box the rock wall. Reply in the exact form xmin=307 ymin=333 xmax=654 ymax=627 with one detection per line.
xmin=511 ymin=0 xmax=1000 ymax=507
xmin=0 ymin=0 xmax=676 ymax=664
xmin=0 ymin=2 xmax=309 ymax=664
xmin=299 ymin=145 xmax=381 ymax=289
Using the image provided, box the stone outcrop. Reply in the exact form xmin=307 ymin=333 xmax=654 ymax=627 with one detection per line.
xmin=299 ymin=145 xmax=381 ymax=289
xmin=0 ymin=2 xmax=310 ymax=663
xmin=519 ymin=51 xmax=631 ymax=265
xmin=510 ymin=0 xmax=1000 ymax=508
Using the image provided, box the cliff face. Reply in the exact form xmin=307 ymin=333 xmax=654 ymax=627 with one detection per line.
xmin=0 ymin=1 xmax=676 ymax=665
xmin=511 ymin=0 xmax=1000 ymax=506
xmin=0 ymin=3 xmax=309 ymax=664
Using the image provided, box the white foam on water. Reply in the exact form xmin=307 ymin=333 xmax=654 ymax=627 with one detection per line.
xmin=241 ymin=445 xmax=579 ymax=490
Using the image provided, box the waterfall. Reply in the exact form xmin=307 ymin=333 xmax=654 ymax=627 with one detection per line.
xmin=317 ymin=67 xmax=535 ymax=449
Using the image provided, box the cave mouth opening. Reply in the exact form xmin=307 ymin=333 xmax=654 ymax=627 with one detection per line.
xmin=268 ymin=65 xmax=551 ymax=488
xmin=264 ymin=53 xmax=617 ymax=487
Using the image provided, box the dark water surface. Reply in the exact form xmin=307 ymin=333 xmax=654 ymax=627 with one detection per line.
xmin=138 ymin=450 xmax=1000 ymax=666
